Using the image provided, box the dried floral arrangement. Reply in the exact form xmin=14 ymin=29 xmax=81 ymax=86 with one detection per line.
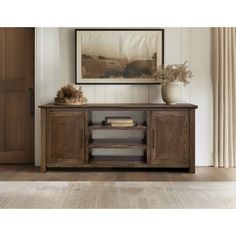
xmin=154 ymin=61 xmax=193 ymax=86
xmin=55 ymin=84 xmax=87 ymax=105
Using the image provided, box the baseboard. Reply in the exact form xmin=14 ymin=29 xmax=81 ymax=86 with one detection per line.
xmin=196 ymin=153 xmax=213 ymax=167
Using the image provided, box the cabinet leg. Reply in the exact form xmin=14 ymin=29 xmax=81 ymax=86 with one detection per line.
xmin=189 ymin=166 xmax=195 ymax=174
xmin=41 ymin=165 xmax=47 ymax=173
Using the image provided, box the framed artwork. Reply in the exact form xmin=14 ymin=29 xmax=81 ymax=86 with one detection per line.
xmin=75 ymin=28 xmax=164 ymax=84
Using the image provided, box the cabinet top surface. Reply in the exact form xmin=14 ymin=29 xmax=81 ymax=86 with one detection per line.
xmin=39 ymin=103 xmax=198 ymax=109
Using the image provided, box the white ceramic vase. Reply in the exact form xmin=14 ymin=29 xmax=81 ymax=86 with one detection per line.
xmin=161 ymin=81 xmax=181 ymax=105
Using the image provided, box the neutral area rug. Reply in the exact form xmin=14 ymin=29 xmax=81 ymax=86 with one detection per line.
xmin=0 ymin=181 xmax=236 ymax=208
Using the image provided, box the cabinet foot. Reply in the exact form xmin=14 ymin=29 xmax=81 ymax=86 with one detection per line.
xmin=41 ymin=166 xmax=47 ymax=173
xmin=189 ymin=166 xmax=195 ymax=173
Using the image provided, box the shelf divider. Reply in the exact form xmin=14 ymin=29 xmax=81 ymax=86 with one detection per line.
xmin=89 ymin=155 xmax=146 ymax=167
xmin=89 ymin=122 xmax=147 ymax=130
xmin=89 ymin=138 xmax=147 ymax=149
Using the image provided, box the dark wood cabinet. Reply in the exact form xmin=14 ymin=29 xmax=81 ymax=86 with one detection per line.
xmin=40 ymin=103 xmax=197 ymax=173
xmin=46 ymin=111 xmax=86 ymax=167
xmin=150 ymin=110 xmax=189 ymax=168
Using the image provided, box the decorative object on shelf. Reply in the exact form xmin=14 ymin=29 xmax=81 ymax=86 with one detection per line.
xmin=154 ymin=61 xmax=193 ymax=105
xmin=54 ymin=84 xmax=87 ymax=105
xmin=103 ymin=116 xmax=135 ymax=127
xmin=75 ymin=28 xmax=164 ymax=84
xmin=161 ymin=81 xmax=181 ymax=105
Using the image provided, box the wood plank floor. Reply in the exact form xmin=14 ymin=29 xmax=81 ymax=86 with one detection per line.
xmin=1 ymin=182 xmax=236 ymax=208
xmin=0 ymin=165 xmax=236 ymax=181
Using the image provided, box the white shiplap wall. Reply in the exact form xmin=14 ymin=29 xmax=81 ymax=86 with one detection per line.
xmin=35 ymin=27 xmax=213 ymax=166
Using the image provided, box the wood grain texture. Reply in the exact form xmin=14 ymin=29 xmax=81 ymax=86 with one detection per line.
xmin=1 ymin=181 xmax=236 ymax=208
xmin=0 ymin=151 xmax=25 ymax=163
xmin=0 ymin=28 xmax=35 ymax=164
xmin=84 ymin=111 xmax=89 ymax=163
xmin=0 ymin=80 xmax=25 ymax=91
xmin=41 ymin=108 xmax=47 ymax=172
xmin=46 ymin=111 xmax=85 ymax=166
xmin=0 ymin=165 xmax=235 ymax=181
xmin=0 ymin=29 xmax=4 ymax=152
xmin=40 ymin=103 xmax=198 ymax=109
xmin=89 ymin=155 xmax=146 ymax=167
xmin=89 ymin=123 xmax=147 ymax=130
xmin=151 ymin=110 xmax=190 ymax=168
xmin=24 ymin=28 xmax=35 ymax=163
xmin=4 ymin=92 xmax=25 ymax=151
xmin=146 ymin=110 xmax=151 ymax=164
xmin=0 ymin=93 xmax=4 ymax=151
xmin=5 ymin=28 xmax=25 ymax=80
xmin=189 ymin=108 xmax=195 ymax=173
xmin=40 ymin=104 xmax=196 ymax=171
xmin=89 ymin=139 xmax=147 ymax=149
xmin=0 ymin=29 xmax=4 ymax=81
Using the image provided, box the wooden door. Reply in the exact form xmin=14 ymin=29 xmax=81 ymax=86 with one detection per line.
xmin=0 ymin=28 xmax=35 ymax=163
xmin=150 ymin=110 xmax=189 ymax=167
xmin=47 ymin=111 xmax=85 ymax=166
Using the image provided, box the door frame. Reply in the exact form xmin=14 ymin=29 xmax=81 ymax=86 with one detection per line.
xmin=35 ymin=28 xmax=42 ymax=166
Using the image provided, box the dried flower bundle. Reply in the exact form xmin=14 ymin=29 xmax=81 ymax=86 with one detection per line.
xmin=55 ymin=84 xmax=87 ymax=104
xmin=154 ymin=61 xmax=193 ymax=86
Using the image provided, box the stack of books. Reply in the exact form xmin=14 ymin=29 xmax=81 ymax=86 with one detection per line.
xmin=104 ymin=116 xmax=135 ymax=127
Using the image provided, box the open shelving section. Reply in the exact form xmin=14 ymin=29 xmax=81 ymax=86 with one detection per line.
xmin=87 ymin=110 xmax=148 ymax=166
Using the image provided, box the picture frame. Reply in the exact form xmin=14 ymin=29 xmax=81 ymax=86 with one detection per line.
xmin=75 ymin=28 xmax=164 ymax=85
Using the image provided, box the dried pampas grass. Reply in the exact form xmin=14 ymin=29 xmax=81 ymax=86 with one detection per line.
xmin=55 ymin=84 xmax=87 ymax=105
xmin=154 ymin=61 xmax=193 ymax=86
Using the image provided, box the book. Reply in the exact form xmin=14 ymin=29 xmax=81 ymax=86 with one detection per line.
xmin=110 ymin=122 xmax=135 ymax=127
xmin=105 ymin=116 xmax=134 ymax=124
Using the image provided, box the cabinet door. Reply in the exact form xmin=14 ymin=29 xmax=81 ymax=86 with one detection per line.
xmin=0 ymin=28 xmax=35 ymax=164
xmin=47 ymin=111 xmax=85 ymax=166
xmin=150 ymin=110 xmax=189 ymax=167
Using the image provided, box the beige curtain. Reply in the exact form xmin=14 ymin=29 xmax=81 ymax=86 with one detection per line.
xmin=213 ymin=28 xmax=236 ymax=167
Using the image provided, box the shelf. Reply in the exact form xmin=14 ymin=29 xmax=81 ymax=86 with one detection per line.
xmin=89 ymin=155 xmax=146 ymax=167
xmin=89 ymin=122 xmax=146 ymax=130
xmin=89 ymin=138 xmax=147 ymax=149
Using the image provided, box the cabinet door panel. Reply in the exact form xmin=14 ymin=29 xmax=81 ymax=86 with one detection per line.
xmin=0 ymin=28 xmax=34 ymax=164
xmin=47 ymin=111 xmax=85 ymax=165
xmin=151 ymin=110 xmax=189 ymax=167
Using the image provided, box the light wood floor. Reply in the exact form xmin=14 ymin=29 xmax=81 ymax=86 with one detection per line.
xmin=0 ymin=165 xmax=236 ymax=181
xmin=1 ymin=181 xmax=236 ymax=208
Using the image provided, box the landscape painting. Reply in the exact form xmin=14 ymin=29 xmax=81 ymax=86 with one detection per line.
xmin=75 ymin=29 xmax=164 ymax=84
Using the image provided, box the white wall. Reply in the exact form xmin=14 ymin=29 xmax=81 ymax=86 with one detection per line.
xmin=35 ymin=27 xmax=213 ymax=166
